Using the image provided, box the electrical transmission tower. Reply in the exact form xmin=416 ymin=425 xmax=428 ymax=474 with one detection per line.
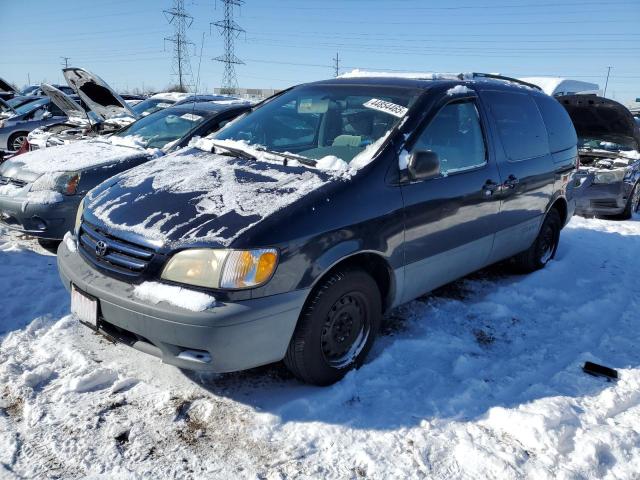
xmin=333 ymin=52 xmax=340 ymax=77
xmin=212 ymin=0 xmax=244 ymax=94
xmin=60 ymin=56 xmax=71 ymax=69
xmin=164 ymin=0 xmax=194 ymax=92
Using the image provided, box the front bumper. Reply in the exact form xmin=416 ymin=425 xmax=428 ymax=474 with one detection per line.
xmin=0 ymin=192 xmax=80 ymax=240
xmin=57 ymin=238 xmax=308 ymax=373
xmin=575 ymin=180 xmax=629 ymax=216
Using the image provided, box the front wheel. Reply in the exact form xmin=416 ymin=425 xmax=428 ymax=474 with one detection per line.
xmin=284 ymin=269 xmax=382 ymax=386
xmin=511 ymin=209 xmax=562 ymax=273
xmin=613 ymin=182 xmax=640 ymax=221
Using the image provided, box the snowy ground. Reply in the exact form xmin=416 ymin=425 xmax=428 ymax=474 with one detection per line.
xmin=1 ymin=214 xmax=640 ymax=479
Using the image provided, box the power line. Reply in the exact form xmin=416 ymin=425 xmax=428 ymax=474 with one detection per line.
xmin=212 ymin=0 xmax=244 ymax=94
xmin=164 ymin=0 xmax=195 ymax=92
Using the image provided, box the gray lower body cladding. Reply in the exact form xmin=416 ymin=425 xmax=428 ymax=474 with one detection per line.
xmin=0 ymin=193 xmax=81 ymax=240
xmin=56 ymin=239 xmax=309 ymax=373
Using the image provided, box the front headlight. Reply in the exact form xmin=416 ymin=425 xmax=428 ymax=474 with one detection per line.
xmin=593 ymin=168 xmax=626 ymax=184
xmin=161 ymin=248 xmax=278 ymax=289
xmin=31 ymin=171 xmax=81 ymax=195
xmin=74 ymin=198 xmax=85 ymax=234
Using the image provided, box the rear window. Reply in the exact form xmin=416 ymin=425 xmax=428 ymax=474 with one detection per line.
xmin=533 ymin=94 xmax=577 ymax=153
xmin=483 ymin=90 xmax=549 ymax=161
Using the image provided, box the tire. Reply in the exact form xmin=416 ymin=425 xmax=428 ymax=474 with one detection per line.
xmin=284 ymin=268 xmax=382 ymax=386
xmin=511 ymin=209 xmax=562 ymax=273
xmin=8 ymin=132 xmax=28 ymax=152
xmin=612 ymin=182 xmax=640 ymax=221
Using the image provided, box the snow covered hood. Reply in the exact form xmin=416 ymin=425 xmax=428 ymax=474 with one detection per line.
xmin=41 ymin=83 xmax=87 ymax=121
xmin=86 ymin=148 xmax=340 ymax=247
xmin=63 ymin=67 xmax=137 ymax=121
xmin=0 ymin=139 xmax=149 ymax=183
xmin=559 ymin=95 xmax=640 ymax=150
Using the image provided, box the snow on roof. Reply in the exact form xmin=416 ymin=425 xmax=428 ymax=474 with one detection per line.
xmin=339 ymin=69 xmax=466 ymax=80
xmin=518 ymin=77 xmax=600 ymax=96
xmin=150 ymin=92 xmax=192 ymax=102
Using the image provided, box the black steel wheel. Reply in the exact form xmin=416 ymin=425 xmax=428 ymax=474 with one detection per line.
xmin=284 ymin=268 xmax=382 ymax=386
xmin=512 ymin=208 xmax=562 ymax=273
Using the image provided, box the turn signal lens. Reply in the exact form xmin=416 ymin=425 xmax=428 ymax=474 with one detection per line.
xmin=220 ymin=249 xmax=279 ymax=289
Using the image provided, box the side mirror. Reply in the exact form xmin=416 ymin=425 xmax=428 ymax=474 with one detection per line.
xmin=408 ymin=150 xmax=440 ymax=180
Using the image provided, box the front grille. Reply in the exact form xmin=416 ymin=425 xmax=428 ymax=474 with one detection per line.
xmin=0 ymin=176 xmax=27 ymax=188
xmin=590 ymin=199 xmax=619 ymax=209
xmin=78 ymin=221 xmax=155 ymax=277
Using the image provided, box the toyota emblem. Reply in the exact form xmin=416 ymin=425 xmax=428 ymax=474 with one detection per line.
xmin=95 ymin=240 xmax=108 ymax=257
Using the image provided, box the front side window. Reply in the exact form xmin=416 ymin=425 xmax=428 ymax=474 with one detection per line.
xmin=114 ymin=108 xmax=207 ymax=149
xmin=412 ymin=100 xmax=487 ymax=175
xmin=214 ymin=85 xmax=421 ymax=164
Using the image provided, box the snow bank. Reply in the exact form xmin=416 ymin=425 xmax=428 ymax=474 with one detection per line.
xmin=133 ymin=281 xmax=216 ymax=311
xmin=3 ymin=213 xmax=640 ymax=478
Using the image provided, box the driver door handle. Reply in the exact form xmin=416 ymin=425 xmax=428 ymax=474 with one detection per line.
xmin=482 ymin=180 xmax=500 ymax=197
xmin=504 ymin=174 xmax=519 ymax=189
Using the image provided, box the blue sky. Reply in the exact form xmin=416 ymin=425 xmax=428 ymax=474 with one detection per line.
xmin=1 ymin=0 xmax=638 ymax=104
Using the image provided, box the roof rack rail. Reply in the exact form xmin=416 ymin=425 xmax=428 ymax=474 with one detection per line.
xmin=465 ymin=73 xmax=542 ymax=91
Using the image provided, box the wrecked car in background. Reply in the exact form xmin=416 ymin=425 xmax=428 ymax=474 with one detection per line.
xmin=0 ymin=101 xmax=249 ymax=240
xmin=560 ymin=95 xmax=640 ymax=219
xmin=0 ymin=96 xmax=68 ymax=152
xmin=0 ymin=78 xmax=18 ymax=101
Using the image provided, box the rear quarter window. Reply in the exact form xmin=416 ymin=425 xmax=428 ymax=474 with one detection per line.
xmin=483 ymin=90 xmax=550 ymax=161
xmin=533 ymin=94 xmax=577 ymax=153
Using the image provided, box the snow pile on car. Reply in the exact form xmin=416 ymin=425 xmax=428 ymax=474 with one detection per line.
xmin=5 ymin=139 xmax=148 ymax=174
xmin=133 ymin=282 xmax=216 ymax=312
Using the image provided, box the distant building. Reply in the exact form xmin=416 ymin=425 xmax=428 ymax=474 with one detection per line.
xmin=519 ymin=77 xmax=600 ymax=97
xmin=214 ymin=87 xmax=281 ymax=101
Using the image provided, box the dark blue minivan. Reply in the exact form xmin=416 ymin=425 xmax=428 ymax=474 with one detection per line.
xmin=57 ymin=73 xmax=578 ymax=385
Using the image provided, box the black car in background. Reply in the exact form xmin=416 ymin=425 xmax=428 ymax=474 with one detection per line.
xmin=58 ymin=74 xmax=578 ymax=385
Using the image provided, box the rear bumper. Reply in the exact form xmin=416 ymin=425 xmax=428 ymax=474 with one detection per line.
xmin=0 ymin=192 xmax=80 ymax=240
xmin=57 ymin=238 xmax=308 ymax=373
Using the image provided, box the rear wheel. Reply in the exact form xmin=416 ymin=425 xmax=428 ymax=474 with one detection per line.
xmin=511 ymin=209 xmax=562 ymax=273
xmin=284 ymin=269 xmax=382 ymax=386
xmin=8 ymin=132 xmax=28 ymax=152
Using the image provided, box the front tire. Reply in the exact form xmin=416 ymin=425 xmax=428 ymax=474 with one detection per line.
xmin=511 ymin=209 xmax=562 ymax=273
xmin=613 ymin=182 xmax=640 ymax=221
xmin=284 ymin=269 xmax=382 ymax=386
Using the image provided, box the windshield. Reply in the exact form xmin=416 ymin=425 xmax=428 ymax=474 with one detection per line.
xmin=114 ymin=107 xmax=208 ymax=149
xmin=14 ymin=97 xmax=48 ymax=115
xmin=131 ymin=97 xmax=175 ymax=117
xmin=213 ymin=84 xmax=421 ymax=164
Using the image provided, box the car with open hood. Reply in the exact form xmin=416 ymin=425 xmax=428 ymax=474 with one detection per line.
xmin=0 ymin=96 xmax=69 ymax=152
xmin=0 ymin=78 xmax=18 ymax=102
xmin=0 ymin=101 xmax=249 ymax=241
xmin=57 ymin=73 xmax=578 ymax=385
xmin=27 ymin=73 xmax=203 ymax=151
xmin=559 ymin=95 xmax=640 ymax=219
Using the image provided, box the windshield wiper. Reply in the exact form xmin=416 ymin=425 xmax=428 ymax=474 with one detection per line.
xmin=209 ymin=140 xmax=257 ymax=161
xmin=256 ymin=148 xmax=317 ymax=167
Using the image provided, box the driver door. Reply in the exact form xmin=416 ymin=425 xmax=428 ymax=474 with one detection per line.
xmin=399 ymin=96 xmax=503 ymax=303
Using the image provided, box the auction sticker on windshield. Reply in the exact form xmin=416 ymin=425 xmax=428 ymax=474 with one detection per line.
xmin=363 ymin=98 xmax=408 ymax=118
xmin=180 ymin=113 xmax=203 ymax=122
xmin=71 ymin=285 xmax=98 ymax=329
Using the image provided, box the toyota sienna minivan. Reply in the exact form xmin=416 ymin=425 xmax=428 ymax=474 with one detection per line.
xmin=57 ymin=73 xmax=578 ymax=385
